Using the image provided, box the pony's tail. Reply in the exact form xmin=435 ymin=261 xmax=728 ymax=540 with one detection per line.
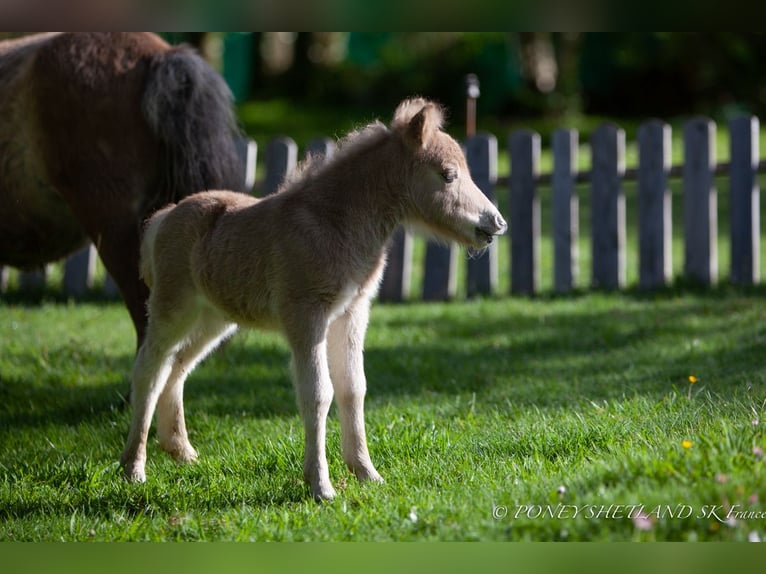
xmin=141 ymin=46 xmax=244 ymax=209
xmin=139 ymin=205 xmax=175 ymax=289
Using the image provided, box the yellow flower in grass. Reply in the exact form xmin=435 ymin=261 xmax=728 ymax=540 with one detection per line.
xmin=687 ymin=375 xmax=699 ymax=399
xmin=682 ymin=440 xmax=693 ymax=449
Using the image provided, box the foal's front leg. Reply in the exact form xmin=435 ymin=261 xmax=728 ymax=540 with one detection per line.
xmin=327 ymin=299 xmax=383 ymax=484
xmin=285 ymin=317 xmax=336 ymax=501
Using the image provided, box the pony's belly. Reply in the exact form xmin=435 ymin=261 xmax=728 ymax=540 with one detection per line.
xmin=0 ymin=182 xmax=86 ymax=267
xmin=0 ymin=113 xmax=87 ymax=267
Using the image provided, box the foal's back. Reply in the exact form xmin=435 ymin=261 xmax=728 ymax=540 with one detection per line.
xmin=146 ymin=190 xmax=277 ymax=325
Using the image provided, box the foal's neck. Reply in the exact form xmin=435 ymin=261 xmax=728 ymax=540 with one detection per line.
xmin=302 ymin=136 xmax=408 ymax=251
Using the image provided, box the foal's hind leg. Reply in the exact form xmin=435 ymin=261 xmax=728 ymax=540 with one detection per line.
xmin=156 ymin=312 xmax=236 ymax=464
xmin=327 ymin=299 xmax=383 ymax=484
xmin=120 ymin=298 xmax=199 ymax=481
xmin=120 ymin=327 xmax=182 ymax=482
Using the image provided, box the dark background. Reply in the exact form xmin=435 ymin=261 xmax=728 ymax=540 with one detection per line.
xmin=169 ymin=33 xmax=766 ymax=126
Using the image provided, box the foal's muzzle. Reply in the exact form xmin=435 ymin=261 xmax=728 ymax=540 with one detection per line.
xmin=475 ymin=213 xmax=508 ymax=245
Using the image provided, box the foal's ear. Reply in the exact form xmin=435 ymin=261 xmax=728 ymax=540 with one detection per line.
xmin=407 ymin=104 xmax=442 ymax=149
xmin=393 ymin=99 xmax=444 ymax=150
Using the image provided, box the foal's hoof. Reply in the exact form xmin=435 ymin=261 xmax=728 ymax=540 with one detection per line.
xmin=175 ymin=448 xmax=199 ymax=464
xmin=352 ymin=466 xmax=384 ymax=484
xmin=122 ymin=463 xmax=146 ymax=483
xmin=312 ymin=484 xmax=338 ymax=502
xmin=160 ymin=440 xmax=198 ymax=464
xmin=362 ymin=470 xmax=384 ymax=484
xmin=120 ymin=451 xmax=147 ymax=483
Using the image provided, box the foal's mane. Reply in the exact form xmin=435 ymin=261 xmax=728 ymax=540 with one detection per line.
xmin=279 ymin=121 xmax=390 ymax=192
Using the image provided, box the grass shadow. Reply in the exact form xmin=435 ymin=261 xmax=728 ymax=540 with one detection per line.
xmin=4 ymin=288 xmax=766 ymax=434
xmin=365 ymin=290 xmax=766 ymax=407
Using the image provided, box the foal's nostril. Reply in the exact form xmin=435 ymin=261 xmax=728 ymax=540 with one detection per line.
xmin=494 ymin=214 xmax=508 ymax=234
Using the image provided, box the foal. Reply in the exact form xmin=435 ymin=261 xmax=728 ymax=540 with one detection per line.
xmin=120 ymin=98 xmax=507 ymax=500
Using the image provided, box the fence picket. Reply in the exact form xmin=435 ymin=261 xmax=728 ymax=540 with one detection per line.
xmin=422 ymin=137 xmax=462 ymax=301
xmin=235 ymin=136 xmax=258 ymax=193
xmin=510 ymin=130 xmax=541 ymax=295
xmin=423 ymin=242 xmax=458 ymax=301
xmin=638 ymin=120 xmax=672 ymax=289
xmin=378 ymin=227 xmax=412 ymax=302
xmin=590 ymin=124 xmax=626 ymax=289
xmin=19 ymin=267 xmax=47 ymax=291
xmin=63 ymin=244 xmax=96 ymax=297
xmin=263 ymin=137 xmax=297 ymax=196
xmin=683 ymin=117 xmax=718 ymax=286
xmin=103 ymin=273 xmax=120 ymax=298
xmin=306 ymin=137 xmax=336 ymax=161
xmin=466 ymin=133 xmax=499 ymax=297
xmin=729 ymin=115 xmax=760 ymax=285
xmin=552 ymin=129 xmax=579 ymax=293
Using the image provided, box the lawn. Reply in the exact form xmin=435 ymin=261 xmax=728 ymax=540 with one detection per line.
xmin=1 ymin=289 xmax=765 ymax=541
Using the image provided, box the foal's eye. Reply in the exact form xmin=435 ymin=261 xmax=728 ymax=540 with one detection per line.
xmin=441 ymin=169 xmax=457 ymax=183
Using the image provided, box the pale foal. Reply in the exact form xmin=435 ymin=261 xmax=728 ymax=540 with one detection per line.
xmin=120 ymin=97 xmax=508 ymax=501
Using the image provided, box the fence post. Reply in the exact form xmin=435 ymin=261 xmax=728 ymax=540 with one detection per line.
xmin=63 ymin=244 xmax=96 ymax=298
xmin=423 ymin=241 xmax=458 ymax=301
xmin=422 ymin=137 xmax=465 ymax=301
xmin=509 ymin=130 xmax=541 ymax=295
xmin=103 ymin=272 xmax=120 ymax=299
xmin=19 ymin=267 xmax=47 ymax=291
xmin=378 ymin=227 xmax=412 ymax=302
xmin=466 ymin=133 xmax=499 ymax=297
xmin=263 ymin=137 xmax=298 ymax=196
xmin=552 ymin=129 xmax=579 ymax=293
xmin=638 ymin=120 xmax=672 ymax=289
xmin=729 ymin=115 xmax=759 ymax=286
xmin=235 ymin=136 xmax=258 ymax=193
xmin=683 ymin=117 xmax=717 ymax=286
xmin=0 ymin=267 xmax=8 ymax=293
xmin=590 ymin=124 xmax=626 ymax=290
xmin=306 ymin=137 xmax=336 ymax=161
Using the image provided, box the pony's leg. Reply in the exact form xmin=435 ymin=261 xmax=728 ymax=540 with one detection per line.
xmin=284 ymin=314 xmax=336 ymax=501
xmin=327 ymin=299 xmax=383 ymax=483
xmin=90 ymin=221 xmax=149 ymax=352
xmin=156 ymin=313 xmax=237 ymax=463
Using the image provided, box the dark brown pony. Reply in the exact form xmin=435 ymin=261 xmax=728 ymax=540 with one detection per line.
xmin=0 ymin=33 xmax=245 ymax=350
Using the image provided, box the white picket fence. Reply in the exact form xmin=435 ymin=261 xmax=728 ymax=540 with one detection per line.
xmin=1 ymin=115 xmax=762 ymax=302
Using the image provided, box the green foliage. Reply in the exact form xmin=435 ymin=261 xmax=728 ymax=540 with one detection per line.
xmin=1 ymin=291 xmax=765 ymax=541
xmin=231 ymin=33 xmax=766 ymax=126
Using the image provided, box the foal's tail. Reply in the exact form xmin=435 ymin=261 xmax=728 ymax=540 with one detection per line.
xmin=141 ymin=46 xmax=245 ymax=210
xmin=139 ymin=205 xmax=175 ymax=289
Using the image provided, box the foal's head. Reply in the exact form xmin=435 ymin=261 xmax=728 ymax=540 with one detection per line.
xmin=392 ymin=98 xmax=507 ymax=249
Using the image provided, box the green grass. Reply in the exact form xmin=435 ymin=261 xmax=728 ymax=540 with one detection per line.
xmin=1 ymin=290 xmax=765 ymax=541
